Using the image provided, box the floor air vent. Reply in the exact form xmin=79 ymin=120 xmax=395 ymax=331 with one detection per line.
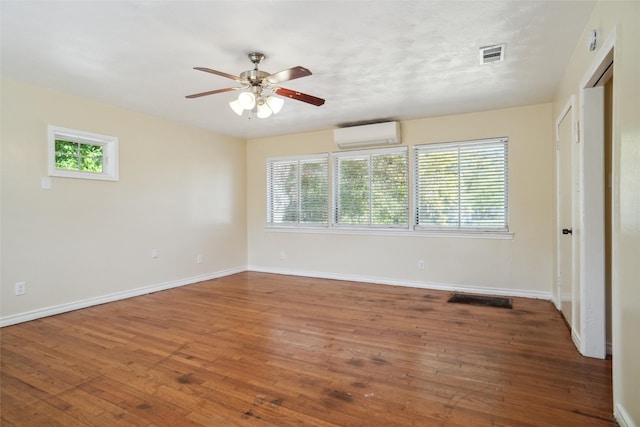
xmin=448 ymin=293 xmax=512 ymax=309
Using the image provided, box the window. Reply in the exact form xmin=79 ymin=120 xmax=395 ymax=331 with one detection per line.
xmin=414 ymin=138 xmax=508 ymax=231
xmin=267 ymin=154 xmax=329 ymax=226
xmin=48 ymin=125 xmax=119 ymax=181
xmin=333 ymin=147 xmax=408 ymax=228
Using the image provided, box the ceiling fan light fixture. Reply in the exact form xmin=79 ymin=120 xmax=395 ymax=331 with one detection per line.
xmin=257 ymin=103 xmax=272 ymax=119
xmin=265 ymin=96 xmax=284 ymax=114
xmin=238 ymin=91 xmax=256 ymax=110
xmin=229 ymin=99 xmax=244 ymax=116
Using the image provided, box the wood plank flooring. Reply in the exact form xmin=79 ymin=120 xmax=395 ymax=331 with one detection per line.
xmin=1 ymin=272 xmax=614 ymax=426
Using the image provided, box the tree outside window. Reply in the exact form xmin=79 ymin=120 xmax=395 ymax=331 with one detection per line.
xmin=415 ymin=138 xmax=508 ymax=231
xmin=55 ymin=139 xmax=104 ymax=173
xmin=267 ymin=156 xmax=328 ymax=226
xmin=334 ymin=147 xmax=408 ymax=228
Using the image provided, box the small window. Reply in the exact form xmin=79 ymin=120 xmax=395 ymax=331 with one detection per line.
xmin=414 ymin=138 xmax=508 ymax=232
xmin=333 ymin=147 xmax=409 ymax=228
xmin=48 ymin=125 xmax=119 ymax=181
xmin=267 ymin=154 xmax=329 ymax=226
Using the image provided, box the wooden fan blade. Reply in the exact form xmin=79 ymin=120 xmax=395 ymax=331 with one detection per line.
xmin=194 ymin=67 xmax=243 ymax=82
xmin=185 ymin=87 xmax=241 ymax=99
xmin=266 ymin=66 xmax=312 ymax=84
xmin=274 ymin=87 xmax=325 ymax=106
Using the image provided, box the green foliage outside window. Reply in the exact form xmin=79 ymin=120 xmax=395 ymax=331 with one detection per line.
xmin=55 ymin=139 xmax=103 ymax=173
xmin=371 ymin=154 xmax=408 ymax=224
xmin=268 ymin=141 xmax=504 ymax=231
xmin=337 ymin=158 xmax=369 ymax=224
xmin=336 ymin=151 xmax=408 ymax=226
xmin=299 ymin=162 xmax=328 ymax=223
xmin=416 ymin=149 xmax=459 ymax=227
xmin=269 ymin=158 xmax=328 ymax=225
xmin=416 ymin=140 xmax=507 ymax=230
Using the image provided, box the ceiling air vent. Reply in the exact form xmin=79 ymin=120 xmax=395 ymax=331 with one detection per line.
xmin=479 ymin=44 xmax=505 ymax=64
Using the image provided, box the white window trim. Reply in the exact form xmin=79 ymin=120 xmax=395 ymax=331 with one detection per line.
xmin=414 ymin=137 xmax=508 ymax=233
xmin=47 ymin=125 xmax=119 ymax=181
xmin=332 ymin=146 xmax=409 ymax=230
xmin=266 ymin=152 xmax=329 ymax=227
xmin=266 ymin=226 xmax=513 ymax=239
xmin=263 ymin=140 xmax=512 ymax=240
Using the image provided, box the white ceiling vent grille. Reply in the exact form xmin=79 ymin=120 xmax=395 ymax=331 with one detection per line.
xmin=479 ymin=44 xmax=505 ymax=64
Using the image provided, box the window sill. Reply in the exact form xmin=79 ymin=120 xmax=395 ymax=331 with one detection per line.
xmin=413 ymin=230 xmax=514 ymax=239
xmin=265 ymin=225 xmax=514 ymax=239
xmin=49 ymin=170 xmax=119 ymax=181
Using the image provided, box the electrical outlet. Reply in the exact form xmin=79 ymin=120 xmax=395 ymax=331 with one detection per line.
xmin=151 ymin=249 xmax=158 ymax=259
xmin=418 ymin=260 xmax=425 ymax=270
xmin=15 ymin=282 xmax=26 ymax=296
xmin=196 ymin=254 xmax=203 ymax=264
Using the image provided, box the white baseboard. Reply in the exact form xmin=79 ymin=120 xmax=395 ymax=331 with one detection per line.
xmin=572 ymin=328 xmax=582 ymax=352
xmin=0 ymin=266 xmax=246 ymax=327
xmin=247 ymin=265 xmax=553 ymax=300
xmin=615 ymin=403 xmax=637 ymax=427
xmin=1 ymin=266 xmax=554 ymax=327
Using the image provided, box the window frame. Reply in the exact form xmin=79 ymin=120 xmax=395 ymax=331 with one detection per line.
xmin=47 ymin=125 xmax=119 ymax=181
xmin=266 ymin=153 xmax=330 ymax=228
xmin=414 ymin=137 xmax=509 ymax=234
xmin=332 ymin=146 xmax=409 ymax=230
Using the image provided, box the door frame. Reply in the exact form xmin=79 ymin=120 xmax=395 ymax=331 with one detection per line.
xmin=576 ymin=28 xmax=616 ymax=359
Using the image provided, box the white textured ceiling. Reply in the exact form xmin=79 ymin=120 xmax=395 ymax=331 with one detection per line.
xmin=1 ymin=1 xmax=596 ymax=139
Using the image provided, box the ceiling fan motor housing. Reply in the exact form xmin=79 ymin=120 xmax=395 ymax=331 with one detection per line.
xmin=240 ymin=69 xmax=270 ymax=86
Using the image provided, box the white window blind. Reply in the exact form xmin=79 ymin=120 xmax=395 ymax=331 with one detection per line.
xmin=267 ymin=154 xmax=329 ymax=226
xmin=333 ymin=147 xmax=408 ymax=228
xmin=414 ymin=138 xmax=508 ymax=231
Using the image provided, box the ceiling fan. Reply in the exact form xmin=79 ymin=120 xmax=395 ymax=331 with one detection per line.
xmin=186 ymin=52 xmax=325 ymax=118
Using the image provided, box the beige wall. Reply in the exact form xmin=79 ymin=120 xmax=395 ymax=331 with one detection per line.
xmin=247 ymin=104 xmax=555 ymax=297
xmin=1 ymin=78 xmax=247 ymax=322
xmin=552 ymin=1 xmax=639 ymax=424
xmin=3 ymin=2 xmax=637 ymax=422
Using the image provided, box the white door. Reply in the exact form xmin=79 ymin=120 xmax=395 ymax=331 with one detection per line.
xmin=557 ymin=108 xmax=575 ymax=329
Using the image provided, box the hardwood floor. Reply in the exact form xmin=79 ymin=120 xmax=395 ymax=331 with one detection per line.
xmin=1 ymin=272 xmax=614 ymax=426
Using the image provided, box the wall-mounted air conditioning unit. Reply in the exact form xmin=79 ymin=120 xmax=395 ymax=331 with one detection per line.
xmin=333 ymin=121 xmax=401 ymax=149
